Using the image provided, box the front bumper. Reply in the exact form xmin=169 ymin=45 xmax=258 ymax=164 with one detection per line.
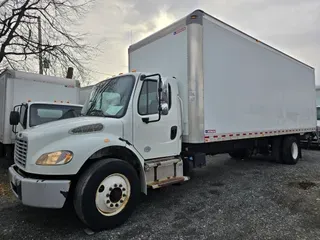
xmin=8 ymin=165 xmax=71 ymax=209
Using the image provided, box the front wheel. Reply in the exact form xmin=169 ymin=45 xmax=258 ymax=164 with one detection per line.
xmin=74 ymin=158 xmax=140 ymax=231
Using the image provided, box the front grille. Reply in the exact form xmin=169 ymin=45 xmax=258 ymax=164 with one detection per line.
xmin=14 ymin=139 xmax=28 ymax=167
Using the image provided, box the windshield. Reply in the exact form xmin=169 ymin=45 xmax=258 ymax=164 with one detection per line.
xmin=82 ymin=75 xmax=135 ymax=118
xmin=29 ymin=104 xmax=82 ymax=127
xmin=317 ymin=107 xmax=320 ymax=121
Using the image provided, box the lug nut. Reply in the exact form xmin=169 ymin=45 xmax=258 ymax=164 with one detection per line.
xmin=122 ymin=188 xmax=126 ymax=191
xmin=120 ymin=200 xmax=124 ymax=203
xmin=106 ymin=194 xmax=110 ymax=197
xmin=110 ymin=204 xmax=114 ymax=207
xmin=123 ymin=194 xmax=126 ymax=197
xmin=115 ymin=204 xmax=119 ymax=207
xmin=114 ymin=184 xmax=117 ymax=187
xmin=109 ymin=187 xmax=112 ymax=191
xmin=107 ymin=200 xmax=110 ymax=204
xmin=119 ymin=184 xmax=122 ymax=188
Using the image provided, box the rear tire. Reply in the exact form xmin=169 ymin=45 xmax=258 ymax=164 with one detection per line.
xmin=282 ymin=136 xmax=299 ymax=165
xmin=73 ymin=158 xmax=140 ymax=231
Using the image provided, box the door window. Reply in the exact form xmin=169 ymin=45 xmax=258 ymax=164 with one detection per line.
xmin=138 ymin=80 xmax=159 ymax=115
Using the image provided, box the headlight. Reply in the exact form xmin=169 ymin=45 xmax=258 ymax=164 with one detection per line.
xmin=36 ymin=151 xmax=73 ymax=165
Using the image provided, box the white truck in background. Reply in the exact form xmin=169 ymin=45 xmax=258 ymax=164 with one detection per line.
xmin=8 ymin=9 xmax=316 ymax=231
xmin=303 ymin=86 xmax=320 ymax=147
xmin=316 ymin=86 xmax=320 ymax=140
xmin=79 ymin=84 xmax=94 ymax=105
xmin=0 ymin=69 xmax=83 ymax=160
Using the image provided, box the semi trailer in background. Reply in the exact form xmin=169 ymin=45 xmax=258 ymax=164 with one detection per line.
xmin=0 ymin=69 xmax=83 ymax=160
xmin=8 ymin=9 xmax=316 ymax=231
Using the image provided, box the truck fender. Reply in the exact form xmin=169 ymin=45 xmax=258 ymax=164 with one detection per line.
xmin=77 ymin=135 xmax=147 ymax=194
xmin=30 ymin=133 xmax=147 ymax=194
xmin=122 ymin=143 xmax=147 ymax=194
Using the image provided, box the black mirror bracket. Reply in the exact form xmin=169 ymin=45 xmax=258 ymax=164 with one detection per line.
xmin=140 ymin=73 xmax=164 ymax=124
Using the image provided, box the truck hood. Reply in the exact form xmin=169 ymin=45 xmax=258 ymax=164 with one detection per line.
xmin=17 ymin=117 xmax=124 ymax=158
xmin=26 ymin=117 xmax=107 ymax=134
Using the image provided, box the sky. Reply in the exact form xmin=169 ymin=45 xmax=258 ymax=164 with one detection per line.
xmin=79 ymin=0 xmax=320 ymax=85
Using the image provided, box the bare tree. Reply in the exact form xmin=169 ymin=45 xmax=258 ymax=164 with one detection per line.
xmin=0 ymin=0 xmax=96 ymax=82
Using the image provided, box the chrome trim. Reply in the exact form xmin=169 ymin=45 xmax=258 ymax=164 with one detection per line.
xmin=186 ymin=23 xmax=204 ymax=143
xmin=14 ymin=137 xmax=28 ymax=167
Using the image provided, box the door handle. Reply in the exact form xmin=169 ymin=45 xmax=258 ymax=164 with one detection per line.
xmin=142 ymin=117 xmax=149 ymax=123
xmin=170 ymin=126 xmax=177 ymax=140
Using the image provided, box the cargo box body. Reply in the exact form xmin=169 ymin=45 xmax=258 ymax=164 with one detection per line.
xmin=79 ymin=85 xmax=94 ymax=105
xmin=0 ymin=70 xmax=80 ymax=145
xmin=129 ymin=10 xmax=316 ymax=144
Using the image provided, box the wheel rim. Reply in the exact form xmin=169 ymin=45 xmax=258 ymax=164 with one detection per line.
xmin=291 ymin=142 xmax=299 ymax=160
xmin=95 ymin=173 xmax=131 ymax=216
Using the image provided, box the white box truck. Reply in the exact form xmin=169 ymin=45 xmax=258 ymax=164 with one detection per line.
xmin=79 ymin=85 xmax=94 ymax=105
xmin=0 ymin=69 xmax=83 ymax=159
xmin=8 ymin=10 xmax=316 ymax=231
xmin=303 ymin=86 xmax=320 ymax=147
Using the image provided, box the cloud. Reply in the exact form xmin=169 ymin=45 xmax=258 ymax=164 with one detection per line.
xmin=80 ymin=0 xmax=320 ymax=85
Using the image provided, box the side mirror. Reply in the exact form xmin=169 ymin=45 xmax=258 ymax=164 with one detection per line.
xmin=161 ymin=102 xmax=169 ymax=115
xmin=160 ymin=80 xmax=169 ymax=116
xmin=10 ymin=111 xmax=20 ymax=126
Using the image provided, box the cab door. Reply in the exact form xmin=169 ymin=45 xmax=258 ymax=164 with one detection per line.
xmin=132 ymin=77 xmax=180 ymax=160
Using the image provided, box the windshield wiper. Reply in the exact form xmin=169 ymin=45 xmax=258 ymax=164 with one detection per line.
xmin=86 ymin=80 xmax=113 ymax=115
xmin=86 ymin=109 xmax=105 ymax=117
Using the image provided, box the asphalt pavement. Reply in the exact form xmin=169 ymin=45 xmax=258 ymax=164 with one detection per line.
xmin=0 ymin=151 xmax=320 ymax=240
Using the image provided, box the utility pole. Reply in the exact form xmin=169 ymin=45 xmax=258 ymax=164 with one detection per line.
xmin=37 ymin=16 xmax=43 ymax=74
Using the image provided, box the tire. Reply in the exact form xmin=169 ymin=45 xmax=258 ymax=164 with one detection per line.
xmin=282 ymin=136 xmax=299 ymax=165
xmin=73 ymin=158 xmax=140 ymax=231
xmin=229 ymin=149 xmax=252 ymax=159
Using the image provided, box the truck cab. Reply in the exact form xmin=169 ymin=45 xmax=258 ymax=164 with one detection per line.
xmin=1 ymin=101 xmax=82 ymax=160
xmin=9 ymin=72 xmax=182 ymax=230
xmin=79 ymin=72 xmax=181 ymax=160
xmin=10 ymin=101 xmax=83 ymax=132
